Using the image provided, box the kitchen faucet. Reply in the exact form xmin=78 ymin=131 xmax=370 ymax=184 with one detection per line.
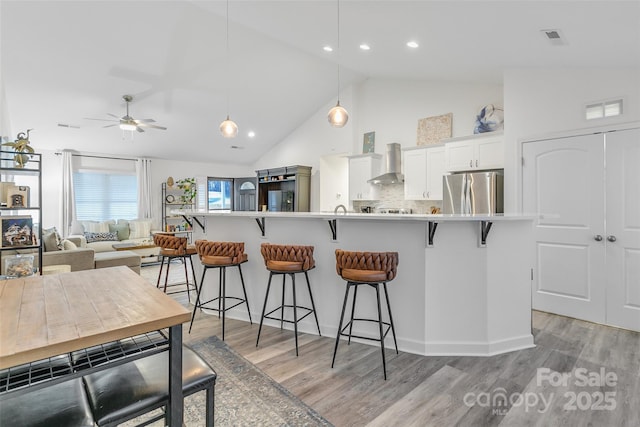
xmin=334 ymin=204 xmax=347 ymax=214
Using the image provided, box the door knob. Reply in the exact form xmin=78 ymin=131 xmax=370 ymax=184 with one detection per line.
xmin=607 ymin=235 xmax=617 ymax=242
xmin=594 ymin=235 xmax=603 ymax=241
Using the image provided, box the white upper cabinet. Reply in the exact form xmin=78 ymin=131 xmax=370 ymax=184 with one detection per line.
xmin=403 ymin=145 xmax=445 ymax=200
xmin=348 ymin=154 xmax=381 ymax=201
xmin=444 ymin=132 xmax=504 ymax=172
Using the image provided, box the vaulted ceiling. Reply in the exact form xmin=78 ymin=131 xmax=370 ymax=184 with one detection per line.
xmin=2 ymin=1 xmax=638 ymax=164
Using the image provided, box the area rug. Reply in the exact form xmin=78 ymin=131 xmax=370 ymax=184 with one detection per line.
xmin=124 ymin=336 xmax=332 ymax=426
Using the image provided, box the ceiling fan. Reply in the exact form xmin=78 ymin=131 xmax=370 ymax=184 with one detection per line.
xmin=85 ymin=94 xmax=167 ymax=132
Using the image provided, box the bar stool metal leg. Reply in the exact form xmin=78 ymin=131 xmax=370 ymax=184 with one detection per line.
xmin=332 ymin=282 xmax=352 ymax=368
xmin=291 ymin=273 xmax=299 ymax=356
xmin=280 ymin=274 xmax=286 ymax=330
xmin=256 ymin=272 xmax=274 ymax=347
xmin=156 ymin=255 xmax=165 ymax=288
xmin=189 ymin=267 xmax=209 ymax=333
xmin=375 ymin=283 xmax=387 ymax=380
xmin=304 ymin=271 xmax=322 ymax=336
xmin=237 ymin=264 xmax=253 ymax=324
xmin=383 ymin=282 xmax=399 ymax=353
xmin=221 ymin=266 xmax=227 ymax=341
xmin=347 ymin=283 xmax=358 ymax=345
xmin=164 ymin=257 xmax=174 ymax=293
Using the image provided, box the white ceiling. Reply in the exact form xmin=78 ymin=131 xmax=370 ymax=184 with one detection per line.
xmin=2 ymin=0 xmax=639 ymax=164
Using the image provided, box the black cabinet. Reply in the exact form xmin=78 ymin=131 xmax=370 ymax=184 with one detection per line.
xmin=256 ymin=165 xmax=311 ymax=212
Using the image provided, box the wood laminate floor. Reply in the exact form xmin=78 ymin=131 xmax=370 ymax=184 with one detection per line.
xmin=143 ymin=263 xmax=640 ymax=427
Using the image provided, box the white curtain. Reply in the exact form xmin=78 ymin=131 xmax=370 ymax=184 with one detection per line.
xmin=60 ymin=150 xmax=76 ymax=237
xmin=136 ymin=158 xmax=153 ymax=219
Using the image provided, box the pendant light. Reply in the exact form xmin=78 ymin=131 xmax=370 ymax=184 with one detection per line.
xmin=328 ymin=0 xmax=348 ymax=128
xmin=220 ymin=0 xmax=238 ymax=138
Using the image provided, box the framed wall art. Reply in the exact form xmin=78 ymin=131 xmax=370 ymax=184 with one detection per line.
xmin=1 ymin=215 xmax=34 ymax=248
xmin=363 ymin=131 xmax=375 ymax=153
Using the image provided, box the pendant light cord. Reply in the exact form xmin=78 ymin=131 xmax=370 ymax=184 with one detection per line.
xmin=336 ymin=0 xmax=341 ymax=101
xmin=225 ymin=0 xmax=230 ymax=117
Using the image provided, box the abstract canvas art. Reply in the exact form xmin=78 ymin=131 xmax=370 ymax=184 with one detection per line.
xmin=417 ymin=113 xmax=453 ymax=146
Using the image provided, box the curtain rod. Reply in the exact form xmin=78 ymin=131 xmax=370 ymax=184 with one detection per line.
xmin=54 ymin=152 xmax=143 ymax=162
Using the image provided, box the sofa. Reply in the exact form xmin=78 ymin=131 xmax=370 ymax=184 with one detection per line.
xmin=68 ymin=219 xmax=160 ymax=265
xmin=45 ymin=223 xmax=143 ymax=273
xmin=1 ymin=227 xmax=141 ymax=275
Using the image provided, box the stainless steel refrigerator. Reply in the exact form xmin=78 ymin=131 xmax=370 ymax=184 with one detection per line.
xmin=442 ymin=171 xmax=504 ymax=214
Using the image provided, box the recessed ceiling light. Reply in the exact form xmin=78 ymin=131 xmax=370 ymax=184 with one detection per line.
xmin=248 ymin=131 xmax=255 ymax=138
xmin=323 ymin=45 xmax=333 ymax=52
xmin=407 ymin=41 xmax=419 ymax=48
xmin=359 ymin=44 xmax=370 ymax=51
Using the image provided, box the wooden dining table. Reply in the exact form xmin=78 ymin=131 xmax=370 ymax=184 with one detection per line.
xmin=0 ymin=266 xmax=191 ymax=425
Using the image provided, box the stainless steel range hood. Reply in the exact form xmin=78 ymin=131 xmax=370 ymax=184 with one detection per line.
xmin=367 ymin=143 xmax=404 ymax=185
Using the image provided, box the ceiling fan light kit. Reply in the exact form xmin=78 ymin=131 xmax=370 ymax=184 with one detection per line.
xmin=328 ymin=0 xmax=348 ymax=128
xmin=85 ymin=94 xmax=167 ymax=133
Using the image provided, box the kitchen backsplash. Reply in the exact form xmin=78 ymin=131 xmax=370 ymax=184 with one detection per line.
xmin=353 ymin=183 xmax=442 ymax=214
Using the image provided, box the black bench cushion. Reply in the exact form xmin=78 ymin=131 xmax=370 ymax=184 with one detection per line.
xmin=83 ymin=346 xmax=216 ymax=426
xmin=0 ymin=378 xmax=94 ymax=427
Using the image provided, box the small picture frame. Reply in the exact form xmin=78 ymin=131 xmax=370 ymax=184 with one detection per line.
xmin=7 ymin=185 xmax=29 ymax=207
xmin=363 ymin=131 xmax=375 ymax=153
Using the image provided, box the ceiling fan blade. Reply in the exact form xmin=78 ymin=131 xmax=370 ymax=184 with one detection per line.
xmin=137 ymin=127 xmax=145 ymax=133
xmin=103 ymin=124 xmax=118 ymax=128
xmin=85 ymin=117 xmax=118 ymax=122
xmin=133 ymin=118 xmax=155 ymax=123
xmin=107 ymin=113 xmax=121 ymax=119
xmin=138 ymin=123 xmax=167 ymax=130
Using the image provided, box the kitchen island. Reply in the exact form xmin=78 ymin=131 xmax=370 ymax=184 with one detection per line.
xmin=177 ymin=210 xmax=535 ymax=356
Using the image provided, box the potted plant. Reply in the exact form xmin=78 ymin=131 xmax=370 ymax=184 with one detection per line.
xmin=176 ymin=177 xmax=196 ymax=207
xmin=2 ymin=129 xmax=34 ymax=168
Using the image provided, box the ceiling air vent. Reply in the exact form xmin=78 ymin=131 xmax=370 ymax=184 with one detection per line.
xmin=541 ymin=29 xmax=566 ymax=46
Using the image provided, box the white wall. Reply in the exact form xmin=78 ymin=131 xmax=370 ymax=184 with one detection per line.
xmin=503 ymin=68 xmax=640 ymax=212
xmin=354 ymin=78 xmax=503 ymax=152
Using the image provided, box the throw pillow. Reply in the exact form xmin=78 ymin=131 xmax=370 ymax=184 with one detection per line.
xmin=42 ymin=227 xmax=63 ymax=252
xmin=69 ymin=220 xmax=85 ymax=235
xmin=84 ymin=231 xmax=118 ymax=243
xmin=82 ymin=221 xmax=114 ymax=234
xmin=128 ymin=220 xmax=152 ymax=239
xmin=61 ymin=239 xmax=78 ymax=251
xmin=109 ymin=223 xmax=130 ymax=241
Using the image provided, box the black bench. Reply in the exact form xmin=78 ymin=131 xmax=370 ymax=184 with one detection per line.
xmin=83 ymin=345 xmax=216 ymax=427
xmin=0 ymin=377 xmax=94 ymax=427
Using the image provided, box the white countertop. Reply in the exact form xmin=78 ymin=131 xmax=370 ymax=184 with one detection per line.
xmin=173 ymin=209 xmax=534 ymax=222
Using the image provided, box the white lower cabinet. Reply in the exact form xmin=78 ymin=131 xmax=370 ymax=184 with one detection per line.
xmin=523 ymin=127 xmax=640 ymax=332
xmin=403 ymin=145 xmax=445 ymax=200
xmin=348 ymin=154 xmax=381 ymax=201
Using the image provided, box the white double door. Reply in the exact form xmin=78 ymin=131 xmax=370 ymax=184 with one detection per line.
xmin=523 ymin=127 xmax=640 ymax=331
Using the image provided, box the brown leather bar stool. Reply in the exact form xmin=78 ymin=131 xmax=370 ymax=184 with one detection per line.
xmin=331 ymin=249 xmax=399 ymax=380
xmin=189 ymin=240 xmax=252 ymax=340
xmin=256 ymin=243 xmax=321 ymax=356
xmin=153 ymin=234 xmax=198 ymax=302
